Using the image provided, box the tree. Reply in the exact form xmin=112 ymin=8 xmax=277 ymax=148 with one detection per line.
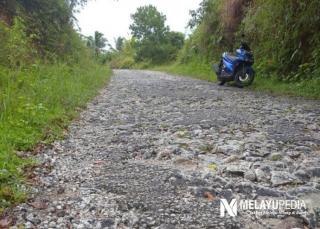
xmin=130 ymin=5 xmax=178 ymax=63
xmin=130 ymin=5 xmax=169 ymax=43
xmin=94 ymin=31 xmax=107 ymax=55
xmin=0 ymin=0 xmax=92 ymax=59
xmin=167 ymin=31 xmax=184 ymax=50
xmin=115 ymin=36 xmax=125 ymax=51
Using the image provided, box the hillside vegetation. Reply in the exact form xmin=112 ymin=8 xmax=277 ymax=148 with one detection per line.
xmin=110 ymin=0 xmax=320 ymax=98
xmin=0 ymin=0 xmax=111 ymax=212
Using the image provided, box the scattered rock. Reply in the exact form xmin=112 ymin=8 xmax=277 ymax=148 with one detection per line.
xmin=255 ymin=169 xmax=270 ymax=183
xmin=271 ymin=171 xmax=303 ymax=187
xmin=276 ymin=217 xmax=306 ymax=229
xmin=57 ymin=186 xmax=65 ymax=195
xmin=223 ymin=155 xmax=240 ymax=163
xmin=157 ymin=149 xmax=172 ymax=160
xmin=306 ymin=167 xmax=320 ymax=177
xmin=244 ymin=170 xmax=256 ymax=182
xmin=28 ymin=201 xmax=48 ymax=210
xmin=25 ymin=221 xmax=33 ymax=229
xmin=225 ymin=164 xmax=249 ymax=176
xmin=57 ymin=210 xmax=66 ymax=218
xmin=255 ymin=186 xmax=285 ymax=197
xmin=294 ymin=170 xmax=310 ymax=181
xmin=173 ymin=157 xmax=198 ymax=167
xmin=218 ymin=140 xmax=243 ymax=154
xmin=286 ymin=151 xmax=301 ymax=159
xmin=0 ymin=217 xmax=12 ymax=228
xmin=295 ymin=146 xmax=312 ymax=152
xmin=100 ymin=219 xmax=114 ymax=227
xmin=270 ymin=153 xmax=283 ymax=161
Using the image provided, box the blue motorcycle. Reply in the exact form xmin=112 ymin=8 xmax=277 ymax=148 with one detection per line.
xmin=213 ymin=41 xmax=255 ymax=87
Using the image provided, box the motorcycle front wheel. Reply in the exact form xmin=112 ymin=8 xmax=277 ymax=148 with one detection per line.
xmin=234 ymin=66 xmax=255 ymax=87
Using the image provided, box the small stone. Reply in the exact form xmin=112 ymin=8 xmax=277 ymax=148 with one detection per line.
xmin=173 ymin=157 xmax=197 ymax=167
xmin=245 ymin=157 xmax=263 ymax=162
xmin=26 ymin=213 xmax=34 ymax=222
xmin=223 ymin=155 xmax=239 ymax=163
xmin=286 ymin=151 xmax=301 ymax=159
xmin=49 ymin=221 xmax=57 ymax=228
xmin=77 ymin=224 xmax=85 ymax=229
xmin=271 ymin=171 xmax=303 ymax=187
xmin=307 ymin=167 xmax=320 ymax=177
xmin=32 ymin=218 xmax=41 ymax=225
xmin=295 ymin=146 xmax=311 ymax=152
xmin=276 ymin=216 xmax=305 ymax=229
xmin=57 ymin=187 xmax=65 ymax=194
xmin=225 ymin=163 xmax=249 ymax=176
xmin=157 ymin=149 xmax=171 ymax=160
xmin=274 ymin=161 xmax=287 ymax=169
xmin=255 ymin=168 xmax=270 ymax=182
xmin=100 ymin=219 xmax=114 ymax=227
xmin=255 ymin=186 xmax=284 ymax=197
xmin=193 ymin=129 xmax=202 ymax=136
xmin=244 ymin=170 xmax=256 ymax=182
xmin=25 ymin=222 xmax=33 ymax=229
xmin=172 ymin=147 xmax=182 ymax=155
xmin=294 ymin=170 xmax=310 ymax=181
xmin=57 ymin=210 xmax=66 ymax=218
xmin=218 ymin=140 xmax=243 ymax=154
xmin=146 ymin=217 xmax=156 ymax=226
xmin=270 ymin=153 xmax=283 ymax=161
xmin=57 ymin=218 xmax=64 ymax=224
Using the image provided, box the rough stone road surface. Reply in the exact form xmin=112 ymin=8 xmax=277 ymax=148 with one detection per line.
xmin=12 ymin=70 xmax=320 ymax=229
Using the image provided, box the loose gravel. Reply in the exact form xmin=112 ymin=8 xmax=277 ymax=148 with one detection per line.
xmin=11 ymin=70 xmax=320 ymax=229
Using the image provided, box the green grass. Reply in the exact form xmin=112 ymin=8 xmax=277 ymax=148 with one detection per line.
xmin=252 ymin=76 xmax=320 ymax=99
xmin=152 ymin=62 xmax=320 ymax=99
xmin=152 ymin=61 xmax=216 ymax=82
xmin=0 ymin=63 xmax=112 ymax=212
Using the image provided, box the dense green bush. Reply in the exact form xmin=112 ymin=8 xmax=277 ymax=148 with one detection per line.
xmin=1 ymin=0 xmax=81 ymax=59
xmin=178 ymin=0 xmax=320 ymax=82
xmin=109 ymin=38 xmax=136 ymax=69
xmin=0 ymin=18 xmax=36 ymax=67
xmin=242 ymin=0 xmax=320 ymax=80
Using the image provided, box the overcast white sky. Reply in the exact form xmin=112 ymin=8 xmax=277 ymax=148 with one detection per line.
xmin=75 ymin=0 xmax=202 ymax=48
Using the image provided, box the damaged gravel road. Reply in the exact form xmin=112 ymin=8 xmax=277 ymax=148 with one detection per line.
xmin=12 ymin=70 xmax=320 ymax=229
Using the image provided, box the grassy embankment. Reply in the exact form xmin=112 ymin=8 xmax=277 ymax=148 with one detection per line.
xmin=0 ymin=64 xmax=111 ymax=212
xmin=152 ymin=62 xmax=320 ymax=99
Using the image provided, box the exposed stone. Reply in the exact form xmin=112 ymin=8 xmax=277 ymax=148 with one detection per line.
xmin=286 ymin=151 xmax=301 ymax=159
xmin=294 ymin=169 xmax=311 ymax=181
xmin=295 ymin=146 xmax=312 ymax=152
xmin=271 ymin=171 xmax=303 ymax=187
xmin=223 ymin=155 xmax=240 ymax=163
xmin=307 ymin=167 xmax=320 ymax=177
xmin=225 ymin=163 xmax=249 ymax=176
xmin=270 ymin=153 xmax=283 ymax=161
xmin=244 ymin=170 xmax=256 ymax=182
xmin=255 ymin=168 xmax=270 ymax=183
xmin=276 ymin=217 xmax=306 ymax=229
